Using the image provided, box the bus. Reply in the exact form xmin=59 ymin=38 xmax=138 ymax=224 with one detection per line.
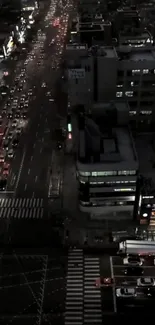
xmin=48 ymin=176 xmax=60 ymax=198
xmin=118 ymin=240 xmax=155 ymax=256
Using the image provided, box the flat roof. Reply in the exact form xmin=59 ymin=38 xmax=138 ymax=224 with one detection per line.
xmin=97 ymin=47 xmax=117 ymax=58
xmin=117 ymin=46 xmax=155 ymax=61
xmin=129 ymin=50 xmax=155 ymax=61
xmin=135 ymin=135 xmax=155 ymax=185
xmin=77 ymin=115 xmax=138 ymax=171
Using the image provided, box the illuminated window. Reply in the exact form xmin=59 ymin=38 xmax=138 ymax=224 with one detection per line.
xmin=140 ymin=110 xmax=152 ymax=115
xmin=129 ymin=110 xmax=136 ymax=115
xmin=143 ymin=69 xmax=149 ymax=74
xmin=132 ymin=69 xmax=140 ymax=75
xmin=117 ymin=84 xmax=123 ymax=88
xmin=116 ymin=91 xmax=123 ymax=98
xmin=125 ymin=91 xmax=133 ymax=97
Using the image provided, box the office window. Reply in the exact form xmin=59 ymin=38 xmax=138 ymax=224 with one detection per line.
xmin=132 ymin=69 xmax=140 ymax=75
xmin=125 ymin=91 xmax=133 ymax=97
xmin=143 ymin=69 xmax=149 ymax=74
xmin=118 ymin=170 xmax=136 ymax=176
xmin=116 ymin=91 xmax=123 ymax=98
xmin=140 ymin=110 xmax=152 ymax=115
xmin=91 ymin=171 xmax=117 ymax=176
xmin=129 ymin=110 xmax=136 ymax=115
xmin=79 ymin=171 xmax=90 ymax=176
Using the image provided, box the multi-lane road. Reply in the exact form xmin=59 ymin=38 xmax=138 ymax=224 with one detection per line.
xmin=6 ymin=0 xmax=70 ymax=201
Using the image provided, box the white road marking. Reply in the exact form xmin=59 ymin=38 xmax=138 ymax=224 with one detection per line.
xmin=42 ymin=138 xmax=44 ymax=143
xmin=10 ymin=174 xmax=16 ymax=186
xmin=28 ymin=169 xmax=30 ymax=175
xmin=110 ymin=256 xmax=117 ymax=313
xmin=35 ymin=176 xmax=38 ymax=183
xmin=31 ymin=155 xmax=33 ymax=161
xmin=32 ymin=192 xmax=35 ymax=198
xmin=24 ymin=184 xmax=27 ymax=190
xmin=14 ymin=150 xmax=26 ymax=194
xmin=36 ymin=131 xmax=38 ymax=137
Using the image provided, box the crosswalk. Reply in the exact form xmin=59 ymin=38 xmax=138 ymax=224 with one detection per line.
xmin=0 ymin=198 xmax=44 ymax=219
xmin=84 ymin=257 xmax=102 ymax=324
xmin=65 ymin=249 xmax=102 ymax=325
xmin=65 ymin=248 xmax=84 ymax=325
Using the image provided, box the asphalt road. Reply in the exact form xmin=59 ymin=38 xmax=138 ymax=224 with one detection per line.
xmin=6 ymin=0 xmax=69 ymax=199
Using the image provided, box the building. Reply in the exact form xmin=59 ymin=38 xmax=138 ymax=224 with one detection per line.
xmin=65 ymin=44 xmax=155 ymax=130
xmin=76 ymin=101 xmax=139 ymax=219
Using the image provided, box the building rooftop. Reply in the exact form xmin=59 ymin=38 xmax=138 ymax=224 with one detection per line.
xmin=117 ymin=46 xmax=155 ymax=61
xmin=77 ymin=104 xmax=138 ymax=172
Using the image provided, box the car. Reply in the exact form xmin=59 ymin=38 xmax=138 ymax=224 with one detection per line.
xmin=12 ymin=120 xmax=18 ymax=127
xmin=3 ymin=163 xmax=10 ymax=176
xmin=7 ymin=112 xmax=13 ymax=119
xmin=116 ymin=288 xmax=137 ymax=298
xmin=124 ymin=267 xmax=144 ymax=276
xmin=95 ymin=277 xmax=113 ymax=287
xmin=7 ymin=149 xmax=14 ymax=158
xmin=123 ymin=256 xmax=143 ymax=266
xmin=15 ymin=111 xmax=20 ymax=118
xmin=3 ymin=140 xmax=9 ymax=151
xmin=8 ymin=132 xmax=13 ymax=140
xmin=144 ymin=287 xmax=155 ymax=297
xmin=0 ymin=179 xmax=7 ymax=191
xmin=12 ymin=137 xmax=19 ymax=148
xmin=22 ymin=111 xmax=27 ymax=119
xmin=0 ymin=153 xmax=5 ymax=163
xmin=137 ymin=277 xmax=155 ymax=287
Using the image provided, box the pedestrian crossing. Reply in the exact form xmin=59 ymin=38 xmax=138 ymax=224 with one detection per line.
xmin=65 ymin=249 xmax=102 ymax=325
xmin=84 ymin=257 xmax=102 ymax=324
xmin=0 ymin=198 xmax=44 ymax=219
xmin=65 ymin=248 xmax=84 ymax=325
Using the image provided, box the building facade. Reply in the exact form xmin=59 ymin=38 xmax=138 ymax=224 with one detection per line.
xmin=76 ymin=102 xmax=139 ymax=219
xmin=65 ymin=44 xmax=155 ymax=130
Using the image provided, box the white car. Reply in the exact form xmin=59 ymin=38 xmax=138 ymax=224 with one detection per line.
xmin=123 ymin=256 xmax=143 ymax=266
xmin=12 ymin=120 xmax=18 ymax=127
xmin=7 ymin=149 xmax=14 ymax=158
xmin=137 ymin=277 xmax=155 ymax=287
xmin=116 ymin=288 xmax=137 ymax=298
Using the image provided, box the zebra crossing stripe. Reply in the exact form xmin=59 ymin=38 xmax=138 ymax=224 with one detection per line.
xmin=84 ymin=256 xmax=102 ymax=324
xmin=0 ymin=198 xmax=44 ymax=219
xmin=65 ymin=249 xmax=84 ymax=325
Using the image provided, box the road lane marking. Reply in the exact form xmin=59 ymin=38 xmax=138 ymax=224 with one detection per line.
xmin=110 ymin=256 xmax=117 ymax=313
xmin=10 ymin=174 xmax=16 ymax=186
xmin=36 ymin=131 xmax=38 ymax=137
xmin=42 ymin=138 xmax=44 ymax=143
xmin=24 ymin=184 xmax=27 ymax=191
xmin=40 ymin=148 xmax=42 ymax=153
xmin=28 ymin=169 xmax=30 ymax=175
xmin=31 ymin=156 xmax=33 ymax=161
xmin=113 ymin=265 xmax=155 ymax=268
xmin=14 ymin=149 xmax=26 ymax=194
xmin=35 ymin=176 xmax=38 ymax=183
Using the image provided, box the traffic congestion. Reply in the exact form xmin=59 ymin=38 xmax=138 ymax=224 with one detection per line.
xmin=0 ymin=0 xmax=70 ymax=196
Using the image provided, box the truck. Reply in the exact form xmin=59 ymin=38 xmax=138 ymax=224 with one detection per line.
xmin=118 ymin=240 xmax=155 ymax=256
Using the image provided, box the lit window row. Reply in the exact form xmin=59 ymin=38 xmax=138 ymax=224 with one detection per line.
xmin=78 ymin=170 xmax=137 ymax=177
xmin=129 ymin=110 xmax=136 ymax=115
xmin=116 ymin=91 xmax=133 ymax=97
xmin=140 ymin=110 xmax=152 ymax=115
